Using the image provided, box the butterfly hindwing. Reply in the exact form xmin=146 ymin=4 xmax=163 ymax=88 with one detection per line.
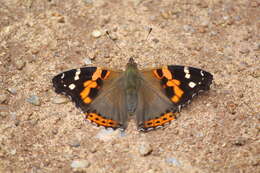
xmin=86 ymin=75 xmax=129 ymax=130
xmin=136 ymin=72 xmax=178 ymax=131
xmin=152 ymin=65 xmax=213 ymax=109
xmin=52 ymin=67 xmax=126 ymax=129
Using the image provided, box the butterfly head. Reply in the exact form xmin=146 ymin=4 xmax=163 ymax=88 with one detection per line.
xmin=127 ymin=57 xmax=137 ymax=69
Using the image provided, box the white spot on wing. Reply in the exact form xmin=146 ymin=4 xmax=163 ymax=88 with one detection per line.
xmin=69 ymin=84 xmax=76 ymax=90
xmin=184 ymin=66 xmax=189 ymax=74
xmin=61 ymin=73 xmax=65 ymax=79
xmin=189 ymin=82 xmax=196 ymax=88
xmin=200 ymin=70 xmax=204 ymax=76
xmin=74 ymin=69 xmax=81 ymax=81
xmin=185 ymin=73 xmax=191 ymax=79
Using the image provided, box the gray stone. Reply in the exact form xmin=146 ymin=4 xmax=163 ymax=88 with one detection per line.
xmin=83 ymin=0 xmax=93 ymax=4
xmin=52 ymin=96 xmax=69 ymax=104
xmin=0 ymin=94 xmax=7 ymax=103
xmin=27 ymin=95 xmax=41 ymax=106
xmin=165 ymin=157 xmax=181 ymax=166
xmin=83 ymin=58 xmax=92 ymax=65
xmin=7 ymin=88 xmax=17 ymax=94
xmin=138 ymin=142 xmax=152 ymax=156
xmin=95 ymin=128 xmax=124 ymax=141
xmin=183 ymin=25 xmax=195 ymax=33
xmin=69 ymin=139 xmax=80 ymax=147
xmin=71 ymin=160 xmax=90 ymax=168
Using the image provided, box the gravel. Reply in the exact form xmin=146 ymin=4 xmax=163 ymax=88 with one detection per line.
xmin=26 ymin=95 xmax=41 ymax=106
xmin=71 ymin=160 xmax=90 ymax=168
xmin=138 ymin=142 xmax=153 ymax=156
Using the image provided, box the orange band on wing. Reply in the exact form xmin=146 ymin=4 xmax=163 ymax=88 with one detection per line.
xmin=86 ymin=113 xmax=118 ymax=128
xmin=92 ymin=68 xmax=102 ymax=81
xmin=153 ymin=70 xmax=163 ymax=79
xmin=162 ymin=66 xmax=172 ymax=79
xmin=166 ymin=79 xmax=184 ymax=103
xmin=143 ymin=112 xmax=176 ymax=128
xmin=80 ymin=87 xmax=91 ymax=99
xmin=80 ymin=81 xmax=98 ymax=103
xmin=102 ymin=71 xmax=111 ymax=80
xmin=83 ymin=97 xmax=92 ymax=104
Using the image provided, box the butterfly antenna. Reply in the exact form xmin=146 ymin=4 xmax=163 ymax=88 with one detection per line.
xmin=145 ymin=27 xmax=152 ymax=41
xmin=106 ymin=30 xmax=121 ymax=50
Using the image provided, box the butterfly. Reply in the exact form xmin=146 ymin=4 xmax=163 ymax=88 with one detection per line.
xmin=52 ymin=58 xmax=213 ymax=131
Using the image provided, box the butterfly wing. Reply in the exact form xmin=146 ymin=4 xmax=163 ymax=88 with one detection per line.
xmin=52 ymin=67 xmax=128 ymax=130
xmin=136 ymin=73 xmax=178 ymax=131
xmin=152 ymin=65 xmax=213 ymax=109
xmin=137 ymin=65 xmax=213 ymax=131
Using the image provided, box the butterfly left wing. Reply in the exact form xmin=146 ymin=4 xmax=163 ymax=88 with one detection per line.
xmin=52 ymin=67 xmax=128 ymax=130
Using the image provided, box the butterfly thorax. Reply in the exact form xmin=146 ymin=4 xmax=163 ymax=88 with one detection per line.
xmin=125 ymin=58 xmax=140 ymax=113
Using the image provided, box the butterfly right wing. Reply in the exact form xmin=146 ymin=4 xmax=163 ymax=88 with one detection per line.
xmin=136 ymin=72 xmax=178 ymax=131
xmin=136 ymin=65 xmax=213 ymax=132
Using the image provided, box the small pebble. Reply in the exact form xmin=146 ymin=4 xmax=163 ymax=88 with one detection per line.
xmin=30 ymin=119 xmax=39 ymax=126
xmin=95 ymin=128 xmax=123 ymax=141
xmin=10 ymin=149 xmax=16 ymax=155
xmin=0 ymin=94 xmax=7 ymax=103
xmin=71 ymin=160 xmax=90 ymax=168
xmin=152 ymin=38 xmax=159 ymax=43
xmin=209 ymin=31 xmax=218 ymax=36
xmin=10 ymin=112 xmax=17 ymax=120
xmin=58 ymin=17 xmax=65 ymax=23
xmin=253 ymin=43 xmax=260 ymax=51
xmin=7 ymin=88 xmax=17 ymax=95
xmin=83 ymin=58 xmax=92 ymax=65
xmin=201 ymin=20 xmax=210 ymax=27
xmin=161 ymin=10 xmax=170 ymax=19
xmin=232 ymin=137 xmax=246 ymax=146
xmin=27 ymin=95 xmax=41 ymax=106
xmin=69 ymin=139 xmax=81 ymax=147
xmin=92 ymin=30 xmax=102 ymax=38
xmin=183 ymin=25 xmax=195 ymax=33
xmin=234 ymin=15 xmax=241 ymax=21
xmin=88 ymin=51 xmax=97 ymax=60
xmin=146 ymin=169 xmax=156 ymax=173
xmin=52 ymin=96 xmax=69 ymax=104
xmin=83 ymin=0 xmax=93 ymax=4
xmin=15 ymin=59 xmax=26 ymax=70
xmin=0 ymin=112 xmax=9 ymax=118
xmin=165 ymin=157 xmax=181 ymax=166
xmin=138 ymin=142 xmax=152 ymax=156
xmin=240 ymin=48 xmax=250 ymax=54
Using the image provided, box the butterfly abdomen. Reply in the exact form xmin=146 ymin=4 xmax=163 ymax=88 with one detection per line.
xmin=125 ymin=61 xmax=141 ymax=114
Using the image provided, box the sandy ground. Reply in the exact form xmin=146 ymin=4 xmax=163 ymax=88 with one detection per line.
xmin=0 ymin=0 xmax=259 ymax=172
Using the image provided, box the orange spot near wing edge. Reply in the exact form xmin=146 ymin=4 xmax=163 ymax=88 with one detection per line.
xmin=92 ymin=68 xmax=102 ymax=81
xmin=143 ymin=112 xmax=176 ymax=128
xmin=162 ymin=66 xmax=172 ymax=79
xmin=86 ymin=113 xmax=118 ymax=128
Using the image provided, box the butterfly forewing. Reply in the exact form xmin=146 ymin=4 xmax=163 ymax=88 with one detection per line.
xmin=152 ymin=65 xmax=213 ymax=109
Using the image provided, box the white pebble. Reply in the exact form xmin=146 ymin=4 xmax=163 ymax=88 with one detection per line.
xmin=71 ymin=160 xmax=90 ymax=168
xmin=92 ymin=30 xmax=102 ymax=38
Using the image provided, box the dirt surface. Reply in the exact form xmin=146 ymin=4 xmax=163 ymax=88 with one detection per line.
xmin=0 ymin=0 xmax=259 ymax=172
